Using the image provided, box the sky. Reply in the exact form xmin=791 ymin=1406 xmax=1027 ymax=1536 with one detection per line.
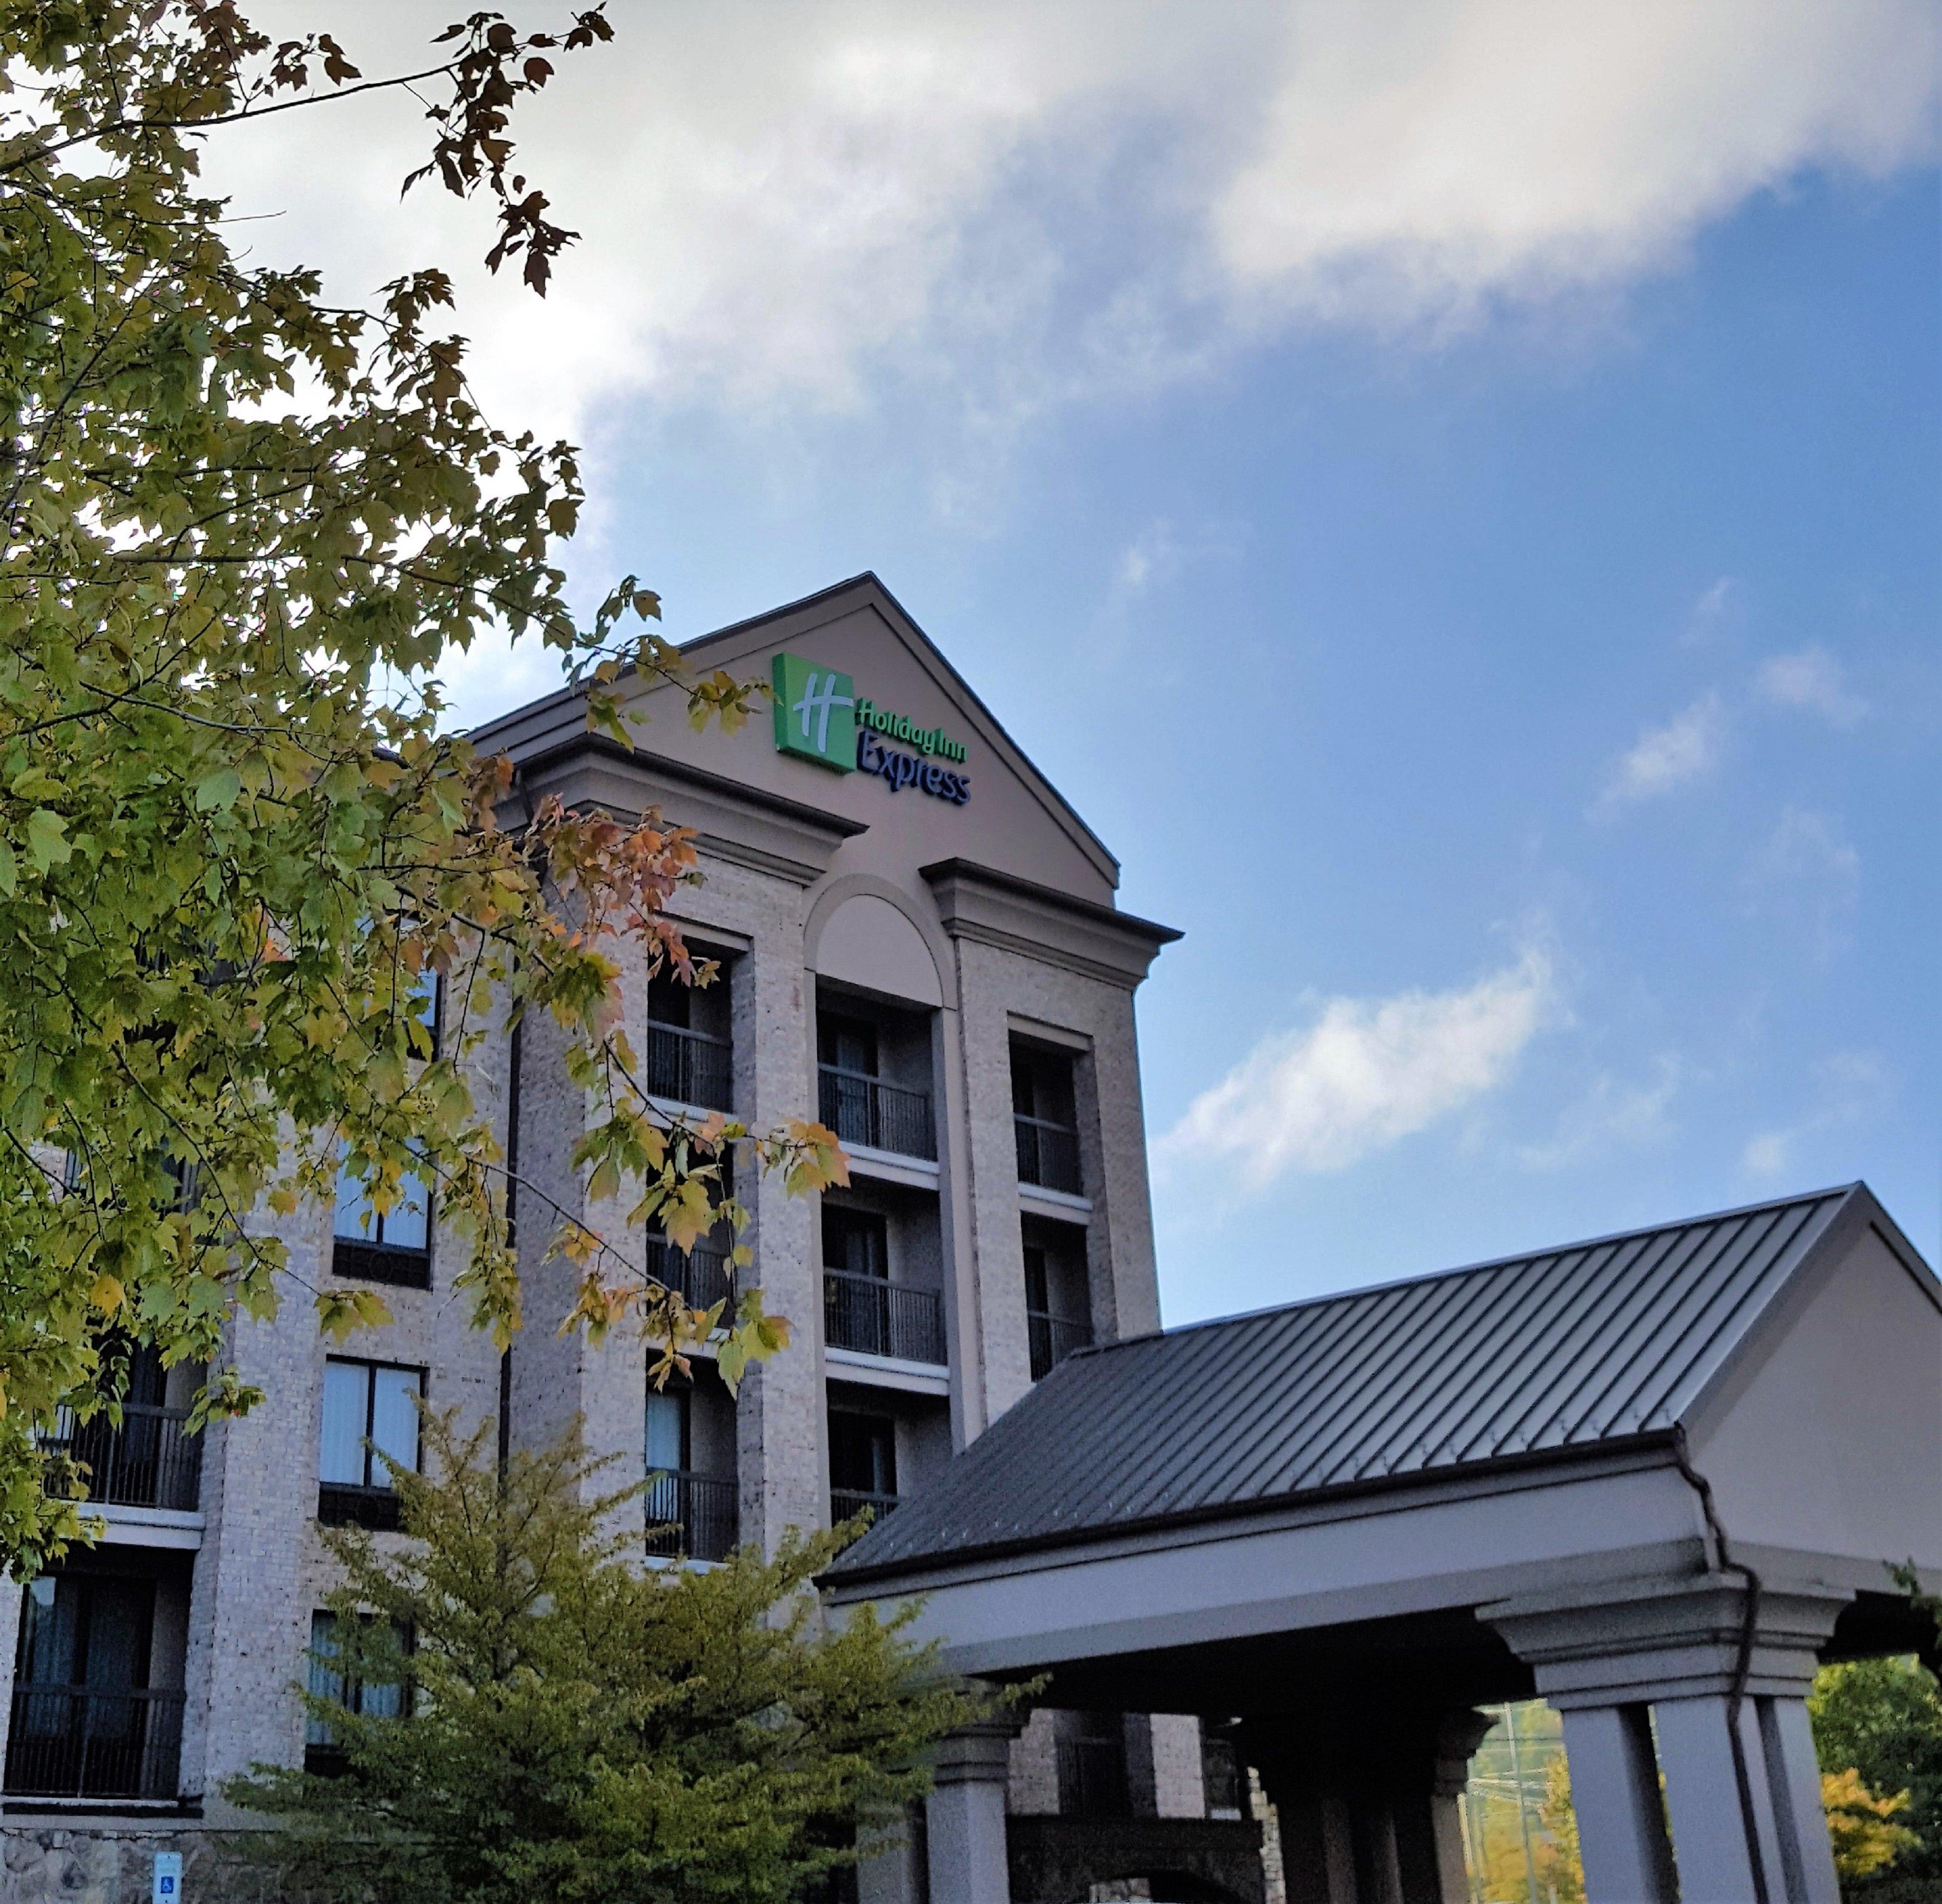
xmin=214 ymin=1 xmax=1940 ymax=1321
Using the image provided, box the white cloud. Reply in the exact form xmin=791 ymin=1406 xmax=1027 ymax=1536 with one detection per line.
xmin=1749 ymin=807 xmax=1861 ymax=954
xmin=1599 ymin=693 xmax=1724 ymax=807
xmin=201 ymin=1 xmax=1939 ymax=444
xmin=1682 ymin=576 xmax=1741 ymax=645
xmin=1742 ymin=1048 xmax=1887 ymax=1178
xmin=1158 ymin=947 xmax=1557 ymax=1188
xmin=1756 ymin=805 xmax=1860 ymax=882
xmin=1758 ymin=648 xmax=1869 ymax=727
xmin=1517 ymin=1056 xmax=1680 ymax=1168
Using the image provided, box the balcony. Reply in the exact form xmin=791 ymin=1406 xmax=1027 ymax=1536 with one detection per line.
xmin=818 ymin=1067 xmax=936 ymax=1162
xmin=644 ymin=1470 xmax=738 ymax=1563
xmin=646 ymin=1236 xmax=737 ymax=1315
xmin=830 ymin=1488 xmax=899 ymax=1526
xmin=3 ymin=1686 xmax=184 ymax=1800
xmin=824 ymin=1271 xmax=946 ymax=1366
xmin=1014 ymin=1115 xmax=1082 ymax=1195
xmin=1028 ymin=1310 xmax=1093 ymax=1382
xmin=645 ymin=1021 xmax=733 ymax=1113
xmin=42 ymin=1404 xmax=200 ymax=1513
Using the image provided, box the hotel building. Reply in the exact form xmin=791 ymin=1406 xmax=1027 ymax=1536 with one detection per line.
xmin=0 ymin=575 xmax=1270 ymax=1900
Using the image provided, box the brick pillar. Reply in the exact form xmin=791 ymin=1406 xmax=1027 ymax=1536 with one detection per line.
xmin=927 ymin=1717 xmax=1021 ymax=1904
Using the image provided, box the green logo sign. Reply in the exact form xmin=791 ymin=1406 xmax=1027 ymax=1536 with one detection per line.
xmin=771 ymin=652 xmax=855 ymax=773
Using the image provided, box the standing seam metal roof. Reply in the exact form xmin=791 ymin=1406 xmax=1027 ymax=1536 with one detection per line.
xmin=827 ymin=1187 xmax=1873 ymax=1578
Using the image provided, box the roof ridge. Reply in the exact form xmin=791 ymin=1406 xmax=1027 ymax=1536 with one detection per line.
xmin=1117 ymin=1183 xmax=1865 ymax=1355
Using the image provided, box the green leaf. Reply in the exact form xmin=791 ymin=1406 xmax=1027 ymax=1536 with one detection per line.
xmin=193 ymin=768 xmax=243 ymax=812
xmin=0 ymin=840 xmax=15 ymax=895
xmin=24 ymin=809 xmax=70 ymax=872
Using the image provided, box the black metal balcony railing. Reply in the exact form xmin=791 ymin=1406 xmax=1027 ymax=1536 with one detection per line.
xmin=42 ymin=1404 xmax=201 ymax=1512
xmin=1014 ymin=1116 xmax=1082 ymax=1195
xmin=3 ymin=1686 xmax=185 ymax=1800
xmin=818 ymin=1068 xmax=936 ymax=1162
xmin=830 ymin=1488 xmax=899 ymax=1527
xmin=646 ymin=1236 xmax=737 ymax=1315
xmin=1028 ymin=1311 xmax=1093 ymax=1382
xmin=824 ymin=1271 xmax=947 ymax=1366
xmin=645 ymin=1021 xmax=733 ymax=1113
xmin=1057 ymin=1735 xmax=1131 ymax=1818
xmin=644 ymin=1470 xmax=738 ymax=1563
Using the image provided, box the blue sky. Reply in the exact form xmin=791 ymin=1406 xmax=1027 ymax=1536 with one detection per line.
xmin=230 ymin=3 xmax=1939 ymax=1319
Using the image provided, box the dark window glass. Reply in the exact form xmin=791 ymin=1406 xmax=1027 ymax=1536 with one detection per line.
xmin=828 ymin=1413 xmax=896 ymax=1497
xmin=646 ymin=968 xmax=692 ymax=1030
xmin=1022 ymin=1246 xmax=1050 ymax=1315
xmin=817 ymin=1013 xmax=878 ymax=1076
xmin=1009 ymin=1045 xmax=1075 ymax=1125
xmin=822 ymin=1206 xmax=888 ymax=1279
xmin=16 ymin=1573 xmax=154 ymax=1692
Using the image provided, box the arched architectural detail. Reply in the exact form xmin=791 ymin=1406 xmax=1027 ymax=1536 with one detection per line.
xmin=804 ymin=872 xmax=954 ymax=1008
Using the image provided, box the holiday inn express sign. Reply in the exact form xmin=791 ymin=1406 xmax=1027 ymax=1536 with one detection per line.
xmin=771 ymin=651 xmax=972 ymax=805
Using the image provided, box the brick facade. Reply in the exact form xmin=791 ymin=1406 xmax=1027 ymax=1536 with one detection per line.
xmin=0 ymin=577 xmax=1256 ymax=1902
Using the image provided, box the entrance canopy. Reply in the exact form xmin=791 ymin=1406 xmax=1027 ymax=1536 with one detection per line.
xmin=825 ymin=1185 xmax=1942 ymax=1904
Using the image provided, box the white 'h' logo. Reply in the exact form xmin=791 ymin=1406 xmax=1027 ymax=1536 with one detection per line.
xmin=793 ymin=670 xmax=853 ymax=754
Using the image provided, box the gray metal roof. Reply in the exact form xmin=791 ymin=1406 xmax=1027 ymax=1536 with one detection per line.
xmin=829 ymin=1186 xmax=1885 ymax=1582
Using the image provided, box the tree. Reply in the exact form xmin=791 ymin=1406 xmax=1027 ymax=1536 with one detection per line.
xmin=1820 ymin=1767 xmax=1920 ymax=1885
xmin=1812 ymin=1656 xmax=1942 ymax=1884
xmin=227 ymin=1412 xmax=985 ymax=1903
xmin=1537 ymin=1750 xmax=1586 ymax=1904
xmin=0 ymin=1 xmax=837 ymax=1574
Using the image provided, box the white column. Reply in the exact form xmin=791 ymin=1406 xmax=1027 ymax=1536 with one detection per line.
xmin=1760 ymin=1694 xmax=1842 ymax=1904
xmin=1655 ymin=1692 xmax=1783 ymax=1903
xmin=926 ymin=1720 xmax=1016 ymax=1904
xmin=1558 ymin=1705 xmax=1675 ymax=1904
xmin=1487 ymin=1576 xmax=1852 ymax=1904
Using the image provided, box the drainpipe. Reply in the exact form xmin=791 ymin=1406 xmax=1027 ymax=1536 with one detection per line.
xmin=1672 ymin=1424 xmax=1769 ymax=1904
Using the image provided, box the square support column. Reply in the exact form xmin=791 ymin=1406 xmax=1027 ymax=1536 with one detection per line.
xmin=1557 ymin=1704 xmax=1676 ymax=1904
xmin=1242 ymin=1707 xmax=1490 ymax=1904
xmin=1486 ymin=1574 xmax=1849 ymax=1904
xmin=857 ymin=1803 xmax=925 ymax=1904
xmin=926 ymin=1717 xmax=1019 ymax=1904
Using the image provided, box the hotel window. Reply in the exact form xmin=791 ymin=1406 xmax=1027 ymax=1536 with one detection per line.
xmin=305 ymin=1609 xmax=407 ymax=1774
xmin=644 ymin=962 xmax=733 ymax=1112
xmin=1011 ymin=1041 xmax=1082 ymax=1195
xmin=317 ymin=1358 xmax=423 ymax=1530
xmin=822 ymin=1205 xmax=888 ymax=1281
xmin=1024 ymin=1226 xmax=1094 ymax=1381
xmin=829 ymin=1409 xmax=897 ymax=1523
xmin=332 ymin=1143 xmax=432 ymax=1289
xmin=645 ymin=1385 xmax=690 ymax=1477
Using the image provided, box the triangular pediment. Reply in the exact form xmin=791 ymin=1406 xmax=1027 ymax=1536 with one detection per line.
xmin=473 ymin=573 xmax=1122 ymax=906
